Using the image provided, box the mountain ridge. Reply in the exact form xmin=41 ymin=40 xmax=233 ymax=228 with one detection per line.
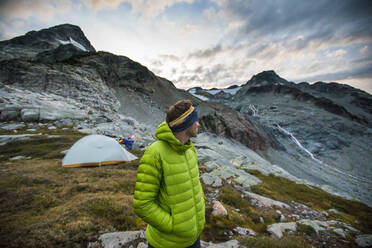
xmin=1 ymin=23 xmax=372 ymax=207
xmin=1 ymin=23 xmax=372 ymax=248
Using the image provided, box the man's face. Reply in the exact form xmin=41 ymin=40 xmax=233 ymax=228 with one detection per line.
xmin=186 ymin=121 xmax=200 ymax=138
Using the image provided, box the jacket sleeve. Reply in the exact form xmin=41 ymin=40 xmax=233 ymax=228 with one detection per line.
xmin=133 ymin=148 xmax=173 ymax=233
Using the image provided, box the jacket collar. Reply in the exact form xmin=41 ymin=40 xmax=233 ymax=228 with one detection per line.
xmin=155 ymin=121 xmax=193 ymax=153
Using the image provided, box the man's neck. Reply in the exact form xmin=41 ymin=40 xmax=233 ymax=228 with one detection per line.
xmin=174 ymin=132 xmax=189 ymax=144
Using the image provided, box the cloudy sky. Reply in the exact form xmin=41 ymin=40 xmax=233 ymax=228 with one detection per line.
xmin=1 ymin=0 xmax=372 ymax=93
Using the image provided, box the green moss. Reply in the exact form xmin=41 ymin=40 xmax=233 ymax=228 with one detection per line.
xmin=237 ymin=235 xmax=312 ymax=248
xmin=296 ymin=224 xmax=316 ymax=236
xmin=84 ymin=198 xmax=137 ymax=231
xmin=0 ymin=127 xmax=85 ymax=161
xmin=248 ymin=170 xmax=372 ymax=233
xmin=219 ymin=185 xmax=251 ymax=215
xmin=0 ymin=138 xmax=141 ymax=248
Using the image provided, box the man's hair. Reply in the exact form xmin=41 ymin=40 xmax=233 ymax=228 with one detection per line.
xmin=166 ymin=100 xmax=192 ymax=124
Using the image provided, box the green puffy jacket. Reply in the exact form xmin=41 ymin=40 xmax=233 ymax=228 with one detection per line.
xmin=133 ymin=121 xmax=205 ymax=248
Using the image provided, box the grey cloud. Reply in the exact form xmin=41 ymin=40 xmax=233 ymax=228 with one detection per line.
xmin=151 ymin=68 xmax=163 ymax=75
xmin=352 ymin=56 xmax=372 ymax=64
xmin=174 ymin=59 xmax=253 ymax=89
xmin=221 ymin=0 xmax=372 ymax=47
xmin=151 ymin=60 xmax=163 ymax=66
xmin=292 ymin=63 xmax=372 ymax=83
xmin=159 ymin=54 xmax=180 ymax=61
xmin=194 ymin=66 xmax=203 ymax=73
xmin=188 ymin=44 xmax=222 ymax=59
xmin=0 ymin=0 xmax=71 ymax=20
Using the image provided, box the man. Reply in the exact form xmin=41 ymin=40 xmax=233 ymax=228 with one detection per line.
xmin=133 ymin=100 xmax=205 ymax=248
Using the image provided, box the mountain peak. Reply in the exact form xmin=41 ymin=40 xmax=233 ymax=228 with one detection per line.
xmin=250 ymin=70 xmax=288 ymax=84
xmin=0 ymin=23 xmax=95 ymax=61
xmin=239 ymin=70 xmax=291 ymax=90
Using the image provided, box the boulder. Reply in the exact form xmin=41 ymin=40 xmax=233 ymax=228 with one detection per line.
xmin=332 ymin=228 xmax=346 ymax=238
xmin=241 ymin=191 xmax=290 ymax=209
xmin=21 ymin=108 xmax=39 ymax=122
xmin=233 ymin=173 xmax=261 ymax=188
xmin=212 ymin=201 xmax=227 ymax=217
xmin=87 ymin=231 xmax=146 ymax=248
xmin=0 ymin=134 xmax=39 ymax=146
xmin=205 ymin=161 xmax=218 ymax=172
xmin=211 ymin=167 xmax=235 ymax=180
xmin=0 ymin=123 xmax=26 ymax=130
xmin=355 ymin=234 xmax=372 ymax=247
xmin=0 ymin=109 xmax=20 ymax=121
xmin=267 ymin=222 xmax=297 ymax=238
xmin=328 ymin=208 xmax=340 ymax=215
xmin=201 ymin=240 xmax=240 ymax=248
xmin=297 ymin=219 xmax=359 ymax=237
xmin=201 ymin=173 xmax=222 ymax=187
xmin=233 ymin=226 xmax=256 ymax=236
xmin=297 ymin=219 xmax=326 ymax=234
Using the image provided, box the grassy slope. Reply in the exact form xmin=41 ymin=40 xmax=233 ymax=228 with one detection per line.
xmin=0 ymin=127 xmax=145 ymax=248
xmin=0 ymin=127 xmax=371 ymax=248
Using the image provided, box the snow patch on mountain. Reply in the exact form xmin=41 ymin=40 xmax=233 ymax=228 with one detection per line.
xmin=57 ymin=37 xmax=87 ymax=51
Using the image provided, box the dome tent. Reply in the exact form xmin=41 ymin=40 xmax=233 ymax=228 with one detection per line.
xmin=62 ymin=134 xmax=137 ymax=168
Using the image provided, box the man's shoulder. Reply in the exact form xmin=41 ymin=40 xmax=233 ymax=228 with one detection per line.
xmin=144 ymin=140 xmax=170 ymax=155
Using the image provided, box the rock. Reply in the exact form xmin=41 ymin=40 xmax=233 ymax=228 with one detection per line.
xmin=290 ymin=214 xmax=300 ymax=220
xmin=267 ymin=222 xmax=297 ymax=238
xmin=136 ymin=242 xmax=147 ymax=248
xmin=328 ymin=208 xmax=340 ymax=215
xmin=21 ymin=108 xmax=39 ymax=122
xmin=233 ymin=173 xmax=261 ymax=188
xmin=211 ymin=167 xmax=235 ymax=180
xmin=54 ymin=119 xmax=74 ymax=127
xmin=0 ymin=123 xmax=25 ymax=130
xmin=201 ymin=240 xmax=240 ymax=248
xmin=290 ymin=201 xmax=327 ymax=221
xmin=201 ymin=173 xmax=222 ymax=187
xmin=355 ymin=234 xmax=372 ymax=247
xmin=205 ymin=161 xmax=218 ymax=172
xmin=332 ymin=228 xmax=346 ymax=238
xmin=296 ymin=219 xmax=359 ymax=238
xmin=212 ymin=201 xmax=227 ymax=217
xmin=88 ymin=231 xmax=145 ymax=248
xmin=0 ymin=134 xmax=39 ymax=146
xmin=279 ymin=214 xmax=286 ymax=222
xmin=297 ymin=219 xmax=326 ymax=234
xmin=321 ymin=211 xmax=329 ymax=217
xmin=9 ymin=155 xmax=28 ymax=160
xmin=199 ymin=107 xmax=268 ymax=152
xmin=241 ymin=191 xmax=290 ymax=209
xmin=233 ymin=226 xmax=256 ymax=236
xmin=259 ymin=217 xmax=265 ymax=223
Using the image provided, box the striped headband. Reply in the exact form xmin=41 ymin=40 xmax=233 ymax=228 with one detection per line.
xmin=169 ymin=106 xmax=199 ymax=133
xmin=169 ymin=106 xmax=195 ymax=127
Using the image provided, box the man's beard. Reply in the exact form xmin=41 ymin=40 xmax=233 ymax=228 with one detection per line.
xmin=186 ymin=128 xmax=198 ymax=138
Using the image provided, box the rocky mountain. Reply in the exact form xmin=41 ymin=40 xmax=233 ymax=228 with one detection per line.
xmin=189 ymin=70 xmax=372 ymax=206
xmin=0 ymin=24 xmax=274 ymax=158
xmin=0 ymin=24 xmax=96 ymax=61
xmin=1 ymin=23 xmax=372 ymax=248
xmin=1 ymin=24 xmax=371 ymax=206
